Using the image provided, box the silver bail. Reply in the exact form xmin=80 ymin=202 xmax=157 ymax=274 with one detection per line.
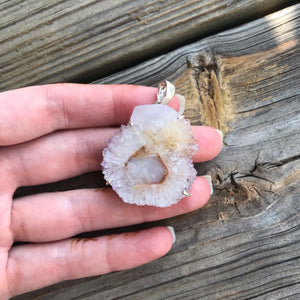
xmin=156 ymin=80 xmax=185 ymax=116
xmin=156 ymin=80 xmax=175 ymax=105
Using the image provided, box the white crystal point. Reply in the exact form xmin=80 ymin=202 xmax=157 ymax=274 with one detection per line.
xmin=102 ymin=103 xmax=198 ymax=207
xmin=130 ymin=104 xmax=178 ymax=129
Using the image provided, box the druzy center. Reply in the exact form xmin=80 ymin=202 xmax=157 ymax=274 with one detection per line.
xmin=126 ymin=154 xmax=168 ymax=185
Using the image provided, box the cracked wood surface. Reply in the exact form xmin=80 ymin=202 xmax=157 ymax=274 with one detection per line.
xmin=13 ymin=4 xmax=300 ymax=300
xmin=0 ymin=0 xmax=295 ymax=92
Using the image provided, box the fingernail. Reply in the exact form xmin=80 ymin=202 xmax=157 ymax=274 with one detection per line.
xmin=166 ymin=226 xmax=176 ymax=244
xmin=216 ymin=129 xmax=223 ymax=144
xmin=175 ymin=94 xmax=185 ymax=116
xmin=201 ymin=175 xmax=213 ymax=195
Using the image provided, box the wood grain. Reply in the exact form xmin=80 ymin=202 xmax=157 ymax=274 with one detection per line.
xmin=13 ymin=4 xmax=300 ymax=300
xmin=0 ymin=0 xmax=295 ymax=92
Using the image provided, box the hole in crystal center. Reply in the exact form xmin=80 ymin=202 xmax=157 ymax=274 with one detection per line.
xmin=126 ymin=149 xmax=168 ymax=185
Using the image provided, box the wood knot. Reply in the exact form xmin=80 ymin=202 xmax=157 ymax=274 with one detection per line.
xmin=229 ymin=181 xmax=263 ymax=217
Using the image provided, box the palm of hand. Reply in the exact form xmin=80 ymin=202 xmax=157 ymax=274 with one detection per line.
xmin=0 ymin=84 xmax=221 ymax=299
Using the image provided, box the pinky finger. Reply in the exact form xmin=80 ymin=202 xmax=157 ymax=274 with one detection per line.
xmin=7 ymin=227 xmax=174 ymax=298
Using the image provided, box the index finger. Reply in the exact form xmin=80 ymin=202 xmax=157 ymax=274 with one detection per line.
xmin=0 ymin=83 xmax=162 ymax=146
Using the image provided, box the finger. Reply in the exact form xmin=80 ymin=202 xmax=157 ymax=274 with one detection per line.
xmin=7 ymin=227 xmax=173 ymax=297
xmin=7 ymin=126 xmax=221 ymax=187
xmin=1 ymin=84 xmax=176 ymax=146
xmin=5 ymin=127 xmax=116 ymax=187
xmin=12 ymin=177 xmax=210 ymax=242
xmin=193 ymin=126 xmax=222 ymax=162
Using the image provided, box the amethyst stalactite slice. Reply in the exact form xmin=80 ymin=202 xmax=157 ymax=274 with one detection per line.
xmin=101 ymin=101 xmax=198 ymax=207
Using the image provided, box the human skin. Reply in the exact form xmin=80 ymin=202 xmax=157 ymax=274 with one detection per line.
xmin=0 ymin=84 xmax=222 ymax=299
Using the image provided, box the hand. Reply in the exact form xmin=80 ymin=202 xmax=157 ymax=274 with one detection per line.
xmin=0 ymin=84 xmax=222 ymax=298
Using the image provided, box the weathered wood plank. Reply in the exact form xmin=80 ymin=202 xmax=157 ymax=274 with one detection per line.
xmin=13 ymin=4 xmax=300 ymax=300
xmin=0 ymin=0 xmax=295 ymax=92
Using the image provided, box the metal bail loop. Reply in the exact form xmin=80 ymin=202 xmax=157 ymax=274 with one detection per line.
xmin=155 ymin=80 xmax=185 ymax=116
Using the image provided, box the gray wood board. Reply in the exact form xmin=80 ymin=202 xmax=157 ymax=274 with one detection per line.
xmin=13 ymin=4 xmax=300 ymax=300
xmin=0 ymin=0 xmax=296 ymax=92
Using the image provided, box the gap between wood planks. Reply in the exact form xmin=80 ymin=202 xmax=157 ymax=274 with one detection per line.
xmin=0 ymin=0 xmax=298 ymax=91
xmin=77 ymin=1 xmax=299 ymax=85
